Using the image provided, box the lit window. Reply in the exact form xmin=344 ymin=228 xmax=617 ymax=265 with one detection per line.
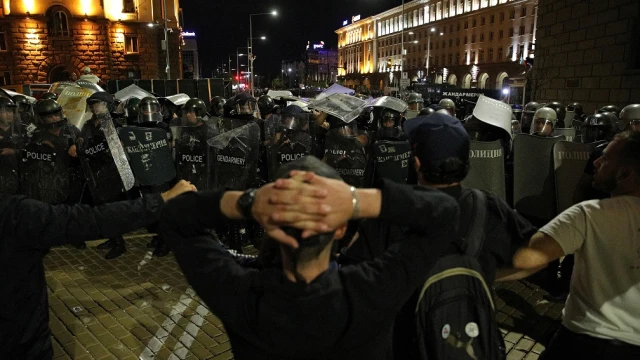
xmin=488 ymin=48 xmax=494 ymax=60
xmin=498 ymin=47 xmax=503 ymax=59
xmin=125 ymin=35 xmax=139 ymax=54
xmin=123 ymin=0 xmax=136 ymax=13
xmin=509 ymin=27 xmax=514 ymax=37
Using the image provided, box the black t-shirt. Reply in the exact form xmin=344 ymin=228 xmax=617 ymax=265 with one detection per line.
xmin=345 ymin=185 xmax=536 ymax=286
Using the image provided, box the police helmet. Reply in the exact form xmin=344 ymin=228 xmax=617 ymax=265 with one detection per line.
xmin=597 ymin=105 xmax=620 ymax=117
xmin=619 ymin=104 xmax=640 ymax=131
xmin=377 ymin=108 xmax=402 ymax=139
xmin=40 ymin=92 xmax=58 ymax=101
xmin=544 ymin=102 xmax=566 ymax=123
xmin=406 ymin=93 xmax=424 ymax=104
xmin=438 ymin=98 xmax=456 ymax=116
xmin=418 ymin=107 xmax=435 ymax=116
xmin=210 ymin=96 xmax=226 ymax=117
xmin=0 ymin=97 xmax=17 ymax=109
xmin=35 ymin=99 xmax=66 ymax=127
xmin=86 ymin=91 xmax=115 ymax=115
xmin=531 ymin=107 xmax=557 ymax=135
xmin=567 ymin=102 xmax=584 ymax=116
xmin=138 ymin=97 xmax=163 ymax=123
xmin=126 ymin=98 xmax=141 ymax=123
xmin=226 ymin=93 xmax=257 ymax=119
xmin=582 ymin=113 xmax=615 ymax=143
xmin=257 ymin=95 xmax=279 ymax=118
xmin=183 ymin=98 xmax=208 ymax=118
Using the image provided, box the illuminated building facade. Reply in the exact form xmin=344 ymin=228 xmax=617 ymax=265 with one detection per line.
xmin=336 ymin=0 xmax=537 ymax=94
xmin=181 ymin=31 xmax=198 ymax=79
xmin=0 ymin=0 xmax=183 ymax=85
xmin=281 ymin=42 xmax=338 ymax=87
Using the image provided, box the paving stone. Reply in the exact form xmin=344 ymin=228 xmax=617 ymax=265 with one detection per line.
xmin=515 ymin=338 xmax=535 ymax=352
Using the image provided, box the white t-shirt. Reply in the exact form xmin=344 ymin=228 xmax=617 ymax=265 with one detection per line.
xmin=540 ymin=196 xmax=640 ymax=346
xmin=79 ymin=74 xmax=101 ymax=84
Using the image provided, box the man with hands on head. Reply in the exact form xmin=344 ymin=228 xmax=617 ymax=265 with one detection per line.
xmin=0 ymin=180 xmax=197 ymax=360
xmin=159 ymin=156 xmax=460 ymax=360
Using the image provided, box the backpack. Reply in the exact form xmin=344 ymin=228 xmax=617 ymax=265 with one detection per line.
xmin=413 ymin=189 xmax=505 ymax=360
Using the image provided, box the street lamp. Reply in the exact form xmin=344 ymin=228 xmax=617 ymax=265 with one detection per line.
xmin=250 ymin=11 xmax=277 ymax=95
xmin=426 ymin=27 xmax=442 ymax=83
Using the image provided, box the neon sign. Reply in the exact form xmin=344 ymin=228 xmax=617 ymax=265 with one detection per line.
xmin=182 ymin=32 xmax=196 ymax=37
xmin=352 ymin=15 xmax=361 ymax=22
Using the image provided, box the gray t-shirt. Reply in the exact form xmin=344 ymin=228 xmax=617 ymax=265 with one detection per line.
xmin=540 ymin=196 xmax=640 ymax=345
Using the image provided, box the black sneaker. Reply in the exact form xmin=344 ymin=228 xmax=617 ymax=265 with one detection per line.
xmin=147 ymin=236 xmax=159 ymax=249
xmin=105 ymin=245 xmax=126 ymax=259
xmin=152 ymin=244 xmax=171 ymax=257
xmin=97 ymin=239 xmax=115 ymax=249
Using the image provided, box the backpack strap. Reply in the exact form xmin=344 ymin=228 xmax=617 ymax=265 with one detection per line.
xmin=464 ymin=189 xmax=488 ymax=258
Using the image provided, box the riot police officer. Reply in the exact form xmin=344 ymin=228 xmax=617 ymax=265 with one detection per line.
xmin=78 ymin=92 xmax=128 ymax=259
xmin=567 ymin=102 xmax=586 ymax=123
xmin=377 ymin=108 xmax=405 ymax=141
xmin=124 ymin=97 xmax=141 ymax=125
xmin=418 ymin=107 xmax=435 ymax=116
xmin=581 ymin=113 xmax=616 ymax=144
xmin=521 ymin=101 xmax=542 ymax=134
xmin=210 ymin=96 xmax=226 ymax=118
xmin=597 ymin=105 xmax=620 ymax=118
xmin=619 ymin=104 xmax=640 ymax=132
xmin=544 ymin=102 xmax=567 ymax=128
xmin=530 ymin=107 xmax=557 ymax=137
xmin=33 ymin=99 xmax=81 ymax=157
xmin=405 ymin=93 xmax=424 ymax=120
xmin=511 ymin=104 xmax=523 ymax=122
xmin=257 ymin=95 xmax=280 ymax=121
xmin=438 ymin=98 xmax=456 ymax=117
xmin=180 ymin=97 xmax=218 ymax=138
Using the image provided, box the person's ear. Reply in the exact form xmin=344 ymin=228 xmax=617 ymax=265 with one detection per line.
xmin=333 ymin=224 xmax=348 ymax=240
xmin=616 ymin=166 xmax=633 ymax=183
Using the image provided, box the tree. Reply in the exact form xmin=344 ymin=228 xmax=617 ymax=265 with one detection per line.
xmin=271 ymin=77 xmax=284 ymax=90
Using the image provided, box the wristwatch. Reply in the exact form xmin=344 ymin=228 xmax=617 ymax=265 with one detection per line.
xmin=237 ymin=188 xmax=257 ymax=220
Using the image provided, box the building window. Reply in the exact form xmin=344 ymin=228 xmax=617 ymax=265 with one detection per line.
xmin=507 ymin=45 xmax=513 ymax=58
xmin=481 ymin=17 xmax=485 ymax=26
xmin=449 ymin=25 xmax=453 ymax=33
xmin=456 ymin=53 xmax=460 ymax=65
xmin=499 ymin=30 xmax=504 ymax=38
xmin=464 ymin=21 xmax=468 ymax=29
xmin=448 ymin=54 xmax=453 ymax=64
xmin=480 ymin=33 xmax=484 ymax=42
xmin=0 ymin=71 xmax=10 ymax=86
xmin=464 ymin=36 xmax=468 ymax=44
xmin=471 ymin=34 xmax=476 ymax=43
xmin=498 ymin=47 xmax=503 ymax=59
xmin=479 ymin=50 xmax=484 ymax=61
xmin=490 ymin=14 xmax=495 ymax=24
xmin=472 ymin=19 xmax=477 ymax=27
xmin=123 ymin=0 xmax=136 ymax=13
xmin=125 ymin=35 xmax=139 ymax=54
xmin=509 ymin=27 xmax=514 ymax=37
xmin=500 ymin=12 xmax=505 ymax=22
xmin=489 ymin=31 xmax=494 ymax=41
xmin=521 ymin=6 xmax=527 ymax=17
xmin=519 ymin=44 xmax=525 ymax=58
xmin=49 ymin=10 xmax=70 ymax=37
xmin=457 ymin=23 xmax=461 ymax=31
xmin=471 ymin=51 xmax=476 ymax=62
xmin=456 ymin=38 xmax=460 ymax=45
xmin=0 ymin=32 xmax=6 ymax=51
xmin=510 ymin=9 xmax=515 ymax=20
xmin=530 ymin=24 xmax=535 ymax=34
xmin=519 ymin=25 xmax=525 ymax=35
xmin=488 ymin=48 xmax=494 ymax=60
xmin=442 ymin=40 xmax=446 ymax=48
xmin=449 ymin=39 xmax=453 ymax=47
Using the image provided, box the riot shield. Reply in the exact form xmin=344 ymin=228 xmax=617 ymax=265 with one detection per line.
xmin=405 ymin=110 xmax=420 ymax=120
xmin=75 ymin=80 xmax=105 ymax=92
xmin=307 ymin=93 xmax=367 ymax=123
xmin=265 ymin=114 xmax=312 ymax=181
xmin=114 ymin=84 xmax=154 ymax=102
xmin=19 ymin=142 xmax=69 ymax=203
xmin=372 ymin=139 xmax=412 ymax=184
xmin=461 ymin=140 xmax=506 ymax=201
xmin=369 ymin=96 xmax=409 ymax=114
xmin=118 ymin=127 xmax=176 ymax=186
xmin=553 ymin=141 xmax=604 ymax=213
xmin=209 ymin=122 xmax=261 ymax=190
xmin=323 ymin=129 xmax=369 ymax=187
xmin=552 ymin=128 xmax=577 ymax=142
xmin=78 ymin=114 xmax=135 ymax=203
xmin=513 ymin=134 xmax=565 ymax=225
xmin=57 ymin=86 xmax=95 ymax=129
xmin=172 ymin=125 xmax=212 ymax=190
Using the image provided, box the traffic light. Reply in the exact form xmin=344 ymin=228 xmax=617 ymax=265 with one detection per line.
xmin=235 ymin=76 xmax=239 ymax=81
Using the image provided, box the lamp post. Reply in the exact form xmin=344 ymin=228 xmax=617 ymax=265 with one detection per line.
xmin=426 ymin=28 xmax=443 ymax=83
xmin=162 ymin=0 xmax=171 ymax=80
xmin=250 ymin=11 xmax=277 ymax=96
xmin=237 ymin=47 xmax=248 ymax=86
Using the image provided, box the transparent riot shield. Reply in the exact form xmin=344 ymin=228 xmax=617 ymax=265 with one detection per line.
xmin=19 ymin=142 xmax=70 ymax=203
xmin=265 ymin=114 xmax=312 ymax=181
xmin=78 ymin=113 xmax=135 ymax=203
xmin=372 ymin=139 xmax=412 ymax=184
xmin=323 ymin=129 xmax=369 ymax=188
xmin=172 ymin=125 xmax=213 ymax=190
xmin=307 ymin=93 xmax=368 ymax=123
xmin=57 ymin=86 xmax=95 ymax=130
xmin=209 ymin=122 xmax=261 ymax=190
xmin=118 ymin=127 xmax=176 ymax=186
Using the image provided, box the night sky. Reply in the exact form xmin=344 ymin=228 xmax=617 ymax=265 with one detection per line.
xmin=180 ymin=0 xmax=400 ymax=80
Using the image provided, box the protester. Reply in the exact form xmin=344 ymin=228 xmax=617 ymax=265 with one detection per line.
xmin=503 ymin=131 xmax=640 ymax=359
xmin=159 ymin=156 xmax=459 ymax=359
xmin=0 ymin=180 xmax=196 ymax=359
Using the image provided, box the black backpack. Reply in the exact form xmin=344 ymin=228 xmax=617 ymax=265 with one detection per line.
xmin=414 ymin=189 xmax=505 ymax=360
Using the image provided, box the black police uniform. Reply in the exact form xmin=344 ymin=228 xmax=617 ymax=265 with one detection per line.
xmin=0 ymin=194 xmax=164 ymax=359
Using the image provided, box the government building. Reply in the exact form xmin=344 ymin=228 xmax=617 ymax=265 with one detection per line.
xmin=336 ymin=0 xmax=537 ymax=97
xmin=0 ymin=0 xmax=183 ymax=85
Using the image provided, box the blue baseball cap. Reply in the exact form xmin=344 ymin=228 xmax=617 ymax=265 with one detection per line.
xmin=403 ymin=113 xmax=470 ymax=168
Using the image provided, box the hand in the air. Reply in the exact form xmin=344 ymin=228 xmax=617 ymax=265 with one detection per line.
xmin=252 ymin=172 xmax=331 ymax=248
xmin=161 ymin=180 xmax=197 ymax=203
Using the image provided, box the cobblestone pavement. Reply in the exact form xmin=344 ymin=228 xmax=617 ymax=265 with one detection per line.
xmin=45 ymin=235 xmax=562 ymax=360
